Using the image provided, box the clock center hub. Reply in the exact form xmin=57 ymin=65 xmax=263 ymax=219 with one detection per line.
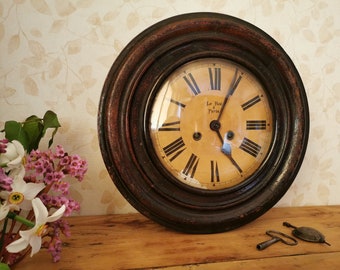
xmin=209 ymin=120 xmax=221 ymax=131
xmin=180 ymin=94 xmax=225 ymax=153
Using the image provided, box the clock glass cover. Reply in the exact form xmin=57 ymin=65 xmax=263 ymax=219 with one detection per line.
xmin=150 ymin=58 xmax=273 ymax=190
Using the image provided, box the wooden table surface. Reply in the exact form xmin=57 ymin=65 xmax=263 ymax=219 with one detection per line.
xmin=13 ymin=206 xmax=340 ymax=270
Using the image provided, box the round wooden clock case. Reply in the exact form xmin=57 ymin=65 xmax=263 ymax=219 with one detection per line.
xmin=98 ymin=12 xmax=309 ymax=233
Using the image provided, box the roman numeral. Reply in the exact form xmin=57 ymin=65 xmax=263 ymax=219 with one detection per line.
xmin=163 ymin=137 xmax=186 ymax=161
xmin=159 ymin=121 xmax=180 ymax=131
xmin=246 ymin=120 xmax=267 ymax=130
xmin=210 ymin=160 xmax=220 ymax=183
xmin=170 ymin=99 xmax=186 ymax=108
xmin=209 ymin=67 xmax=221 ymax=90
xmin=183 ymin=73 xmax=201 ymax=95
xmin=239 ymin=137 xmax=261 ymax=158
xmin=241 ymin=95 xmax=261 ymax=110
xmin=183 ymin=153 xmax=199 ymax=178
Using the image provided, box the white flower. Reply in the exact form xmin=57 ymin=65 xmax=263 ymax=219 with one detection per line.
xmin=0 ymin=176 xmax=45 ymax=211
xmin=7 ymin=163 xmax=25 ymax=184
xmin=6 ymin=198 xmax=66 ymax=256
xmin=0 ymin=201 xmax=10 ymax=221
xmin=0 ymin=140 xmax=25 ymax=171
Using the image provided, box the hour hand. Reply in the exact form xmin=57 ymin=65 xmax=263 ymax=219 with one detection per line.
xmin=222 ymin=134 xmax=242 ymax=173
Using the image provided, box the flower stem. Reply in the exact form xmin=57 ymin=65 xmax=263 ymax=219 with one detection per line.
xmin=6 ymin=212 xmax=35 ymax=228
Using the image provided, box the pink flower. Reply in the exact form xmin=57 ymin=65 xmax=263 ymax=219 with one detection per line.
xmin=0 ymin=139 xmax=8 ymax=154
xmin=54 ymin=145 xmax=65 ymax=158
xmin=59 ymin=156 xmax=69 ymax=166
xmin=52 ymin=181 xmax=70 ymax=195
xmin=0 ymin=168 xmax=13 ymax=191
xmin=39 ymin=194 xmax=80 ymax=216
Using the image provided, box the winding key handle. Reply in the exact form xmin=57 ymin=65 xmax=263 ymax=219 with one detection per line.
xmin=257 ymin=230 xmax=298 ymax=251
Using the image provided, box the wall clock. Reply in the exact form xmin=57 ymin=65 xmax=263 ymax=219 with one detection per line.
xmin=98 ymin=12 xmax=309 ymax=233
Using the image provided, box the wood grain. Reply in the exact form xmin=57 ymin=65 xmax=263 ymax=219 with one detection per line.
xmin=13 ymin=206 xmax=340 ymax=269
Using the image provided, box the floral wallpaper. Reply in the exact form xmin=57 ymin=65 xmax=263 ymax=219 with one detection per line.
xmin=0 ymin=0 xmax=339 ymax=216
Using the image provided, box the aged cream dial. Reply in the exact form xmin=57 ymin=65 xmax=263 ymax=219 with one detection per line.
xmin=150 ymin=58 xmax=273 ymax=190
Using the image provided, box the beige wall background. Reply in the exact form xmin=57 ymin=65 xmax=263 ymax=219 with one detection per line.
xmin=1 ymin=0 xmax=339 ymax=216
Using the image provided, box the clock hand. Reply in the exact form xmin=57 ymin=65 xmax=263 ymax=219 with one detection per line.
xmin=222 ymin=134 xmax=242 ymax=173
xmin=209 ymin=120 xmax=224 ymax=144
xmin=209 ymin=69 xmax=243 ymax=173
xmin=216 ymin=68 xmax=242 ymax=122
xmin=210 ymin=70 xmax=241 ymax=143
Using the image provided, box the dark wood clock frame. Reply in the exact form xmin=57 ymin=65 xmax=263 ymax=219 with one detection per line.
xmin=98 ymin=12 xmax=309 ymax=233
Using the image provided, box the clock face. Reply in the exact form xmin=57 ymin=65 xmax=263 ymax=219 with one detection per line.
xmin=150 ymin=58 xmax=273 ymax=190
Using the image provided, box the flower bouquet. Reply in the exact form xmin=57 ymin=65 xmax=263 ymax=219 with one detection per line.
xmin=0 ymin=111 xmax=87 ymax=269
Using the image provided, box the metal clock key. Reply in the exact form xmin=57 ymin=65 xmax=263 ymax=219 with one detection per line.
xmin=257 ymin=230 xmax=298 ymax=251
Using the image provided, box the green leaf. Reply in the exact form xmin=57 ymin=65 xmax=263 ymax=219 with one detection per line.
xmin=43 ymin=110 xmax=61 ymax=148
xmin=22 ymin=115 xmax=44 ymax=152
xmin=0 ymin=263 xmax=10 ymax=270
xmin=3 ymin=111 xmax=61 ymax=151
xmin=4 ymin=120 xmax=29 ymax=149
xmin=48 ymin=125 xmax=59 ymax=148
xmin=43 ymin=110 xmax=61 ymax=132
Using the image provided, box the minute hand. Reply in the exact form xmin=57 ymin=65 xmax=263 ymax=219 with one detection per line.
xmin=217 ymin=69 xmax=242 ymax=122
